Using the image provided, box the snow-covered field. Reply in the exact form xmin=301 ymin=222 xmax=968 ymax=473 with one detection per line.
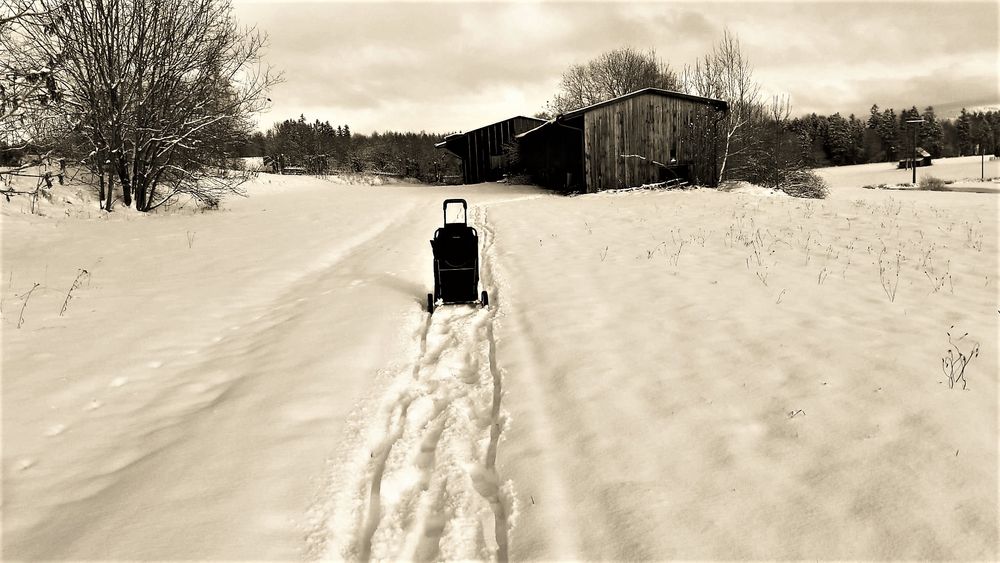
xmin=2 ymin=157 xmax=997 ymax=560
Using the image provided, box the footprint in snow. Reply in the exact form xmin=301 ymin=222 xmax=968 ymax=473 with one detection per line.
xmin=17 ymin=458 xmax=36 ymax=471
xmin=85 ymin=399 xmax=102 ymax=411
xmin=110 ymin=376 xmax=128 ymax=387
xmin=45 ymin=424 xmax=66 ymax=437
xmin=147 ymin=360 xmax=163 ymax=369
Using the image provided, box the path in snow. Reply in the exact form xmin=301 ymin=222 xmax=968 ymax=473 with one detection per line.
xmin=309 ymin=205 xmax=513 ymax=562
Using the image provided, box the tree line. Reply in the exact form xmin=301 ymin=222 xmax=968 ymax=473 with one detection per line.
xmin=787 ymin=105 xmax=999 ymax=168
xmin=234 ymin=115 xmax=461 ymax=183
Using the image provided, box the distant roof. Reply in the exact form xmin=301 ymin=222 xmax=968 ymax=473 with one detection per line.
xmin=434 ymin=115 xmax=547 ymax=147
xmin=562 ymin=88 xmax=729 ymax=118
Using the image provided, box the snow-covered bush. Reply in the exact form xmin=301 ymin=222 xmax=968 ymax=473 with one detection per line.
xmin=919 ymin=175 xmax=947 ymax=191
xmin=777 ymin=169 xmax=829 ymax=199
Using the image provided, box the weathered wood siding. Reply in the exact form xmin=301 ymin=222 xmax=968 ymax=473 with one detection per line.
xmin=461 ymin=117 xmax=545 ymax=184
xmin=583 ymin=93 xmax=720 ymax=192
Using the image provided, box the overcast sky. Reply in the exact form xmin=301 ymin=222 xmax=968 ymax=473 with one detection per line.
xmin=231 ymin=1 xmax=1000 ymax=135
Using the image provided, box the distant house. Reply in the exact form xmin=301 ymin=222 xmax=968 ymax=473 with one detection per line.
xmin=435 ymin=116 xmax=546 ymax=184
xmin=516 ymin=88 xmax=728 ymax=193
xmin=897 ymin=147 xmax=933 ymax=169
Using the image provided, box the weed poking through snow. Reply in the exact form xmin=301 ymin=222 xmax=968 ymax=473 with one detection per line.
xmin=942 ymin=327 xmax=979 ymax=390
xmin=964 ymin=220 xmax=983 ymax=252
xmin=817 ymin=267 xmax=830 ymax=285
xmin=59 ymin=269 xmax=91 ymax=316
xmin=15 ymin=283 xmax=41 ymax=329
xmin=924 ymin=259 xmax=953 ymax=294
xmin=878 ymin=248 xmax=901 ymax=302
xmin=667 ymin=240 xmax=686 ymax=267
xmin=775 ymin=289 xmax=787 ymax=304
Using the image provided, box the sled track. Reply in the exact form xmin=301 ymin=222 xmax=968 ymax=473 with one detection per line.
xmin=313 ymin=206 xmax=511 ymax=562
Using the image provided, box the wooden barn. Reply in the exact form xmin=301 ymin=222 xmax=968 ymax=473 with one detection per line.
xmin=435 ymin=116 xmax=546 ymax=184
xmin=897 ymin=147 xmax=933 ymax=169
xmin=516 ymin=88 xmax=728 ymax=193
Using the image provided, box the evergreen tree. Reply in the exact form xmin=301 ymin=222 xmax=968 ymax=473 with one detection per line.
xmin=956 ymin=109 xmax=973 ymax=155
xmin=877 ymin=108 xmax=899 ymax=161
xmin=824 ymin=113 xmax=853 ymax=165
xmin=867 ymin=104 xmax=880 ymax=130
xmin=919 ymin=107 xmax=943 ymax=157
xmin=969 ymin=111 xmax=994 ymax=155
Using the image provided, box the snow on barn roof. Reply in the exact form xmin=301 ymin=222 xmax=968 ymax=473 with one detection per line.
xmin=433 ymin=115 xmax=547 ymax=147
xmin=563 ymin=88 xmax=729 ymax=118
xmin=516 ymin=88 xmax=728 ymax=140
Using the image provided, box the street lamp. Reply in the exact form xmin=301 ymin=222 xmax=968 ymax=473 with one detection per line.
xmin=905 ymin=117 xmax=925 ymax=184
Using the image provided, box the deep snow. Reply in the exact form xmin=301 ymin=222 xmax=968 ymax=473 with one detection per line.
xmin=2 ymin=157 xmax=997 ymax=560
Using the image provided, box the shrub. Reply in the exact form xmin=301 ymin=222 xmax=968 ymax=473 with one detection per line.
xmin=919 ymin=175 xmax=947 ymax=191
xmin=505 ymin=173 xmax=534 ymax=186
xmin=777 ymin=169 xmax=829 ymax=199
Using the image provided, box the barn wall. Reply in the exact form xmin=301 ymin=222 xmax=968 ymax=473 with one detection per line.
xmin=460 ymin=117 xmax=544 ymax=184
xmin=583 ymin=93 xmax=721 ymax=192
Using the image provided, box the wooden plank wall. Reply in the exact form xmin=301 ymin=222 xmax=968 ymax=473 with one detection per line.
xmin=462 ymin=117 xmax=542 ymax=184
xmin=583 ymin=93 xmax=720 ymax=192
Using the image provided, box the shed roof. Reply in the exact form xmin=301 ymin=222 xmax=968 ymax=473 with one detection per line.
xmin=433 ymin=115 xmax=547 ymax=147
xmin=516 ymin=88 xmax=728 ymax=140
xmin=562 ymin=88 xmax=729 ymax=118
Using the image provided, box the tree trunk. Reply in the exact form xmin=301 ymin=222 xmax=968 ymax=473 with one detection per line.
xmin=97 ymin=170 xmax=105 ymax=208
xmin=104 ymin=170 xmax=115 ymax=212
xmin=133 ymin=173 xmax=148 ymax=211
xmin=718 ymin=128 xmax=734 ymax=184
xmin=116 ymin=157 xmax=133 ymax=207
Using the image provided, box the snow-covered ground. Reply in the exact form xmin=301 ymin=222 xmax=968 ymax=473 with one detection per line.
xmin=2 ymin=158 xmax=997 ymax=560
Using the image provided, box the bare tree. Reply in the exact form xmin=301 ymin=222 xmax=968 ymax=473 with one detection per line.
xmin=682 ymin=29 xmax=762 ymax=183
xmin=1 ymin=1 xmax=65 ymax=165
xmin=5 ymin=0 xmax=277 ymax=211
xmin=548 ymin=47 xmax=680 ymax=114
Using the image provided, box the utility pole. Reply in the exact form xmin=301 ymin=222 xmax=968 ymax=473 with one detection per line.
xmin=905 ymin=117 xmax=925 ymax=184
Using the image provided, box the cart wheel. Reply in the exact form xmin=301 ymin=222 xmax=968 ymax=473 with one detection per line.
xmin=481 ymin=290 xmax=489 ymax=308
xmin=427 ymin=293 xmax=435 ymax=314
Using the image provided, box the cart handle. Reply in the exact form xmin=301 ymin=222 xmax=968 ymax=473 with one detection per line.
xmin=443 ymin=199 xmax=467 ymax=225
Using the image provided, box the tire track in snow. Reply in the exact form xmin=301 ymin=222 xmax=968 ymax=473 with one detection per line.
xmin=475 ymin=203 xmax=583 ymax=560
xmin=314 ymin=210 xmax=512 ymax=562
xmin=356 ymin=313 xmax=431 ymax=562
xmin=476 ymin=206 xmax=511 ymax=563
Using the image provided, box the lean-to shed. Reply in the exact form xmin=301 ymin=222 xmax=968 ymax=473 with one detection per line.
xmin=435 ymin=116 xmax=546 ymax=184
xmin=516 ymin=88 xmax=728 ymax=193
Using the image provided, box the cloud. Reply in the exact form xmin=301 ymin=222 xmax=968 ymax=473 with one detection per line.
xmin=235 ymin=1 xmax=1000 ymax=133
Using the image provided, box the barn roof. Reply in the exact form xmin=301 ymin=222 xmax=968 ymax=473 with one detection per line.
xmin=564 ymin=88 xmax=728 ymax=118
xmin=434 ymin=115 xmax=547 ymax=147
xmin=516 ymin=88 xmax=728 ymax=140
